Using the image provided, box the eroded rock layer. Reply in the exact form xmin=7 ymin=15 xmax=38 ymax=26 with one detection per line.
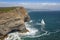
xmin=0 ymin=7 xmax=30 ymax=40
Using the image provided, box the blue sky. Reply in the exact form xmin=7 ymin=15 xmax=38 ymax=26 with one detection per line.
xmin=0 ymin=0 xmax=60 ymax=3
xmin=0 ymin=0 xmax=60 ymax=10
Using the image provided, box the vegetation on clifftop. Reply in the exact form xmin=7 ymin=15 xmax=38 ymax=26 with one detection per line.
xmin=0 ymin=7 xmax=18 ymax=13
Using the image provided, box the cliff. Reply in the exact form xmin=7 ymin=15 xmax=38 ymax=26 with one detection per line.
xmin=0 ymin=7 xmax=30 ymax=40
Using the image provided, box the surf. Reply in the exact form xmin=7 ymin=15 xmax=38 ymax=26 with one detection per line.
xmin=36 ymin=19 xmax=45 ymax=26
xmin=4 ymin=20 xmax=50 ymax=40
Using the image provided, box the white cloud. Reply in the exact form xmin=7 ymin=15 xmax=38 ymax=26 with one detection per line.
xmin=20 ymin=3 xmax=60 ymax=10
xmin=0 ymin=2 xmax=60 ymax=10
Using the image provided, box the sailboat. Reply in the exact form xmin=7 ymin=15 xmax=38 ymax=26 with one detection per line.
xmin=41 ymin=19 xmax=45 ymax=25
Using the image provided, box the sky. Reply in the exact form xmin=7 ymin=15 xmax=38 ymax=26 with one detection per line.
xmin=0 ymin=0 xmax=60 ymax=3
xmin=0 ymin=0 xmax=60 ymax=10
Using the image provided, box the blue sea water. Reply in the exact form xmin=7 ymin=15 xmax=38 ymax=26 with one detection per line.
xmin=24 ymin=11 xmax=60 ymax=40
xmin=5 ymin=11 xmax=60 ymax=40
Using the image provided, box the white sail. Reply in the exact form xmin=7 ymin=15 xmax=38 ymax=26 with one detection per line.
xmin=41 ymin=19 xmax=45 ymax=25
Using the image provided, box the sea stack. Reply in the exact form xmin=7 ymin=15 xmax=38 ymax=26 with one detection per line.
xmin=0 ymin=7 xmax=30 ymax=40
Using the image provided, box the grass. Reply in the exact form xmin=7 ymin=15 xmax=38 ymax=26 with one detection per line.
xmin=0 ymin=7 xmax=17 ymax=13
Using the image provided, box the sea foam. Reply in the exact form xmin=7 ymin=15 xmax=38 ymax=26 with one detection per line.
xmin=4 ymin=20 xmax=51 ymax=40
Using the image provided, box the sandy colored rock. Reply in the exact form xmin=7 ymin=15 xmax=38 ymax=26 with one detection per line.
xmin=0 ymin=7 xmax=30 ymax=40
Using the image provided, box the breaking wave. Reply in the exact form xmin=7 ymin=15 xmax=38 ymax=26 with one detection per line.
xmin=4 ymin=20 xmax=60 ymax=40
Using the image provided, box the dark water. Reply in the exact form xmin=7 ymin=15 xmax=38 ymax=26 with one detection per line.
xmin=24 ymin=11 xmax=60 ymax=40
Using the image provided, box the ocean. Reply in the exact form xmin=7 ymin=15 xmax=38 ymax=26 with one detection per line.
xmin=27 ymin=11 xmax=60 ymax=40
xmin=5 ymin=11 xmax=60 ymax=40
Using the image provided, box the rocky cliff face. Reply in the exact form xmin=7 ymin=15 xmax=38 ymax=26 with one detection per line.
xmin=0 ymin=7 xmax=30 ymax=40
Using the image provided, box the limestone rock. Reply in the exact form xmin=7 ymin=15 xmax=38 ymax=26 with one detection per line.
xmin=0 ymin=7 xmax=30 ymax=40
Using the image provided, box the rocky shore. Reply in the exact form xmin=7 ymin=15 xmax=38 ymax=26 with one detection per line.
xmin=0 ymin=7 xmax=30 ymax=40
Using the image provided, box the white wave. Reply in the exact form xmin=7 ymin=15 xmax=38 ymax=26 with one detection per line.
xmin=22 ymin=31 xmax=50 ymax=38
xmin=22 ymin=22 xmax=49 ymax=38
xmin=36 ymin=19 xmax=45 ymax=26
xmin=36 ymin=23 xmax=41 ymax=25
xmin=25 ymin=22 xmax=38 ymax=36
xmin=4 ymin=20 xmax=51 ymax=40
xmin=29 ymin=20 xmax=33 ymax=23
xmin=49 ymin=29 xmax=60 ymax=34
xmin=4 ymin=32 xmax=22 ymax=40
xmin=4 ymin=21 xmax=39 ymax=40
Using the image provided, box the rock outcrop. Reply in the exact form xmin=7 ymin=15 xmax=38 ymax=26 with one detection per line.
xmin=0 ymin=7 xmax=30 ymax=40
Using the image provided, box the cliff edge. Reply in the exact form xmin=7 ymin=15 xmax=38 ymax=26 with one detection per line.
xmin=0 ymin=7 xmax=30 ymax=40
